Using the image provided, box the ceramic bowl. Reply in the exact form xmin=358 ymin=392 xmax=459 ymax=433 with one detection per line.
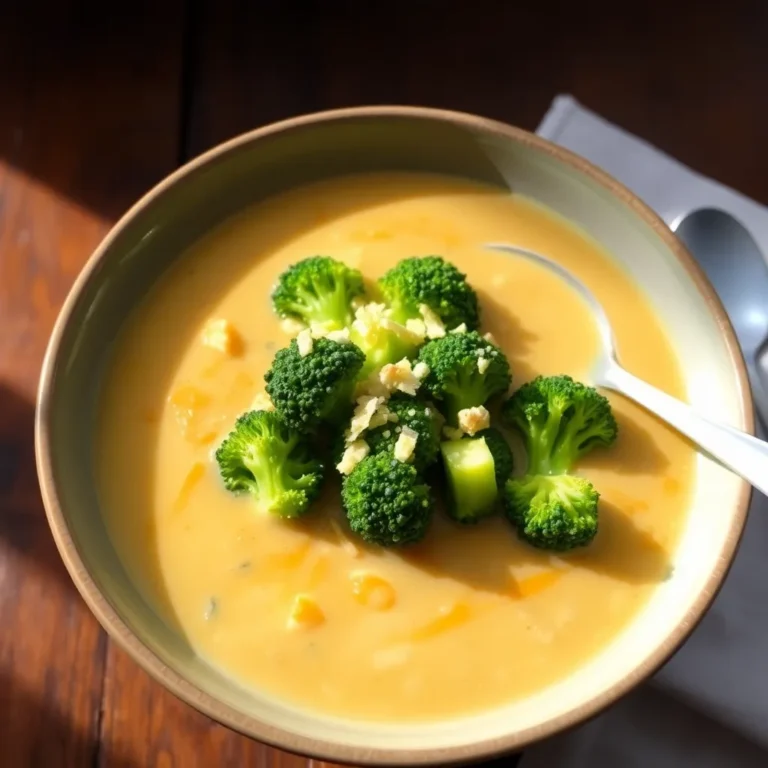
xmin=36 ymin=106 xmax=753 ymax=766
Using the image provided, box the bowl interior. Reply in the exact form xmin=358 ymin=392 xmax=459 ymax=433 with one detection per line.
xmin=39 ymin=110 xmax=750 ymax=764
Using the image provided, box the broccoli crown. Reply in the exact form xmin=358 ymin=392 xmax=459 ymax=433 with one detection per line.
xmin=503 ymin=474 xmax=599 ymax=551
xmin=417 ymin=331 xmax=511 ymax=423
xmin=476 ymin=427 xmax=514 ymax=488
xmin=501 ymin=374 xmax=617 ymax=475
xmin=271 ymin=255 xmax=365 ymax=330
xmin=341 ymin=452 xmax=433 ymax=546
xmin=215 ymin=410 xmax=324 ymax=518
xmin=364 ymin=394 xmax=442 ymax=472
xmin=378 ymin=255 xmax=480 ymax=330
xmin=264 ymin=336 xmax=365 ymax=431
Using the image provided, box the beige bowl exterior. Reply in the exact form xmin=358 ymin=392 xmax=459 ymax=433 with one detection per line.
xmin=36 ymin=106 xmax=753 ymax=766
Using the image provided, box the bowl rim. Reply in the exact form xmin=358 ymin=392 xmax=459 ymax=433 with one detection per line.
xmin=35 ymin=105 xmax=754 ymax=766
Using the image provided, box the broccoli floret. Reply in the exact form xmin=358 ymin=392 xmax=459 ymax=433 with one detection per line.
xmin=476 ymin=427 xmax=514 ymax=488
xmin=271 ymin=255 xmax=365 ymax=330
xmin=417 ymin=331 xmax=511 ymax=424
xmin=500 ymin=375 xmax=617 ymax=551
xmin=501 ymin=374 xmax=617 ymax=475
xmin=503 ymin=474 xmax=599 ymax=551
xmin=341 ymin=452 xmax=434 ymax=546
xmin=364 ymin=394 xmax=442 ymax=472
xmin=349 ymin=302 xmax=422 ymax=379
xmin=265 ymin=336 xmax=365 ymax=431
xmin=215 ymin=410 xmax=324 ymax=518
xmin=378 ymin=255 xmax=480 ymax=330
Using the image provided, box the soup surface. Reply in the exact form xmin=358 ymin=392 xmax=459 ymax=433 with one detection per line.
xmin=97 ymin=172 xmax=696 ymax=722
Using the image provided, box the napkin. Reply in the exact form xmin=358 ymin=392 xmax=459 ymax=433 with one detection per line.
xmin=518 ymin=97 xmax=768 ymax=767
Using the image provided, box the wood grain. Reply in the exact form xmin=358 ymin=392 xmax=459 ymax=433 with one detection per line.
xmin=99 ymin=646 xmax=312 ymax=767
xmin=0 ymin=2 xmax=182 ymax=766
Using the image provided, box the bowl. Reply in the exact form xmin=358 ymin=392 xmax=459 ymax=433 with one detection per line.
xmin=36 ymin=106 xmax=753 ymax=765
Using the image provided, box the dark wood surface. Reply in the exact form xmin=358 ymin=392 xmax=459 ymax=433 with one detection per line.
xmin=0 ymin=1 xmax=766 ymax=765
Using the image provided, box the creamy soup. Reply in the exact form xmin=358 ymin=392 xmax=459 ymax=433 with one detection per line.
xmin=97 ymin=172 xmax=695 ymax=722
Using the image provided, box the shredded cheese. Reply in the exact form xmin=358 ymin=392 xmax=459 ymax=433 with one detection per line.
xmin=351 ymin=302 xmax=389 ymax=339
xmin=477 ymin=356 xmax=491 ymax=374
xmin=418 ymin=304 xmax=446 ymax=339
xmin=457 ymin=405 xmax=490 ymax=436
xmin=394 ymin=425 xmax=418 ymax=462
xmin=368 ymin=401 xmax=393 ymax=430
xmin=355 ymin=370 xmax=390 ymax=399
xmin=280 ymin=317 xmax=306 ymax=336
xmin=326 ymin=328 xmax=351 ymax=343
xmin=405 ymin=318 xmax=427 ymax=340
xmin=347 ymin=396 xmax=385 ymax=442
xmin=379 ymin=358 xmax=421 ymax=396
xmin=336 ymin=439 xmax=370 ymax=475
xmin=308 ymin=320 xmax=338 ymax=339
xmin=296 ymin=328 xmax=314 ymax=357
xmin=450 ymin=322 xmax=467 ymax=334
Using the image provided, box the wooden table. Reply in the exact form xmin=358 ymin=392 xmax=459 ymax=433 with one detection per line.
xmin=1 ymin=1 xmax=766 ymax=765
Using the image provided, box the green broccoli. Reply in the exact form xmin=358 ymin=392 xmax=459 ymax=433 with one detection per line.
xmin=215 ymin=410 xmax=324 ymax=519
xmin=417 ymin=330 xmax=512 ymax=424
xmin=341 ymin=452 xmax=434 ymax=546
xmin=501 ymin=375 xmax=617 ymax=475
xmin=364 ymin=394 xmax=442 ymax=472
xmin=503 ymin=474 xmax=600 ymax=551
xmin=378 ymin=255 xmax=480 ymax=330
xmin=271 ymin=255 xmax=365 ymax=330
xmin=477 ymin=427 xmax=515 ymax=489
xmin=500 ymin=375 xmax=618 ymax=551
xmin=348 ymin=302 xmax=422 ymax=379
xmin=264 ymin=336 xmax=365 ymax=431
xmin=439 ymin=428 xmax=514 ymax=524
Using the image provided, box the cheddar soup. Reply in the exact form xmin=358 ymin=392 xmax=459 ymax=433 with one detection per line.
xmin=96 ymin=172 xmax=695 ymax=722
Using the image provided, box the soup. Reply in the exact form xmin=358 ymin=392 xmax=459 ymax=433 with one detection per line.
xmin=96 ymin=172 xmax=695 ymax=722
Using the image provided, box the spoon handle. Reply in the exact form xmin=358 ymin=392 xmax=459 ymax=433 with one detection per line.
xmin=602 ymin=364 xmax=768 ymax=497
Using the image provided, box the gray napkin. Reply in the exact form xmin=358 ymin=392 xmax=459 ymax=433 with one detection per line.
xmin=518 ymin=96 xmax=768 ymax=767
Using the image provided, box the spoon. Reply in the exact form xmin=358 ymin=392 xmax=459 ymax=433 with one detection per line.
xmin=485 ymin=242 xmax=768 ymax=497
xmin=672 ymin=208 xmax=768 ymax=429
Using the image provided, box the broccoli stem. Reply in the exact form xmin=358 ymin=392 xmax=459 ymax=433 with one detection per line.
xmin=242 ymin=441 xmax=297 ymax=515
xmin=526 ymin=406 xmax=567 ymax=475
xmin=443 ymin=370 xmax=493 ymax=423
xmin=550 ymin=418 xmax=609 ymax=469
xmin=291 ymin=282 xmax=350 ymax=329
xmin=441 ymin=437 xmax=499 ymax=523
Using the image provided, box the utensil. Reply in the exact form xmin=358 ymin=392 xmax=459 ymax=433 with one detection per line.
xmin=672 ymin=208 xmax=768 ymax=428
xmin=485 ymin=242 xmax=768 ymax=497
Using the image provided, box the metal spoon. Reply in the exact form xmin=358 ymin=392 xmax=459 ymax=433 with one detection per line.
xmin=672 ymin=208 xmax=768 ymax=429
xmin=485 ymin=242 xmax=768 ymax=497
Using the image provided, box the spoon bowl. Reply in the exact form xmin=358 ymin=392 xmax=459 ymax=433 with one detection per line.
xmin=673 ymin=208 xmax=768 ymax=427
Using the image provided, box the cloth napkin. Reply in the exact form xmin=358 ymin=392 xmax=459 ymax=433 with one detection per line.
xmin=518 ymin=97 xmax=768 ymax=767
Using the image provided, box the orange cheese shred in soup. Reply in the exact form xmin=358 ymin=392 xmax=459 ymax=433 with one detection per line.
xmin=96 ymin=172 xmax=695 ymax=722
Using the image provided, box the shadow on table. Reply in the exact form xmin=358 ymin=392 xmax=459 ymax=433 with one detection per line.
xmin=0 ymin=382 xmax=82 ymax=603
xmin=0 ymin=669 xmax=138 ymax=767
